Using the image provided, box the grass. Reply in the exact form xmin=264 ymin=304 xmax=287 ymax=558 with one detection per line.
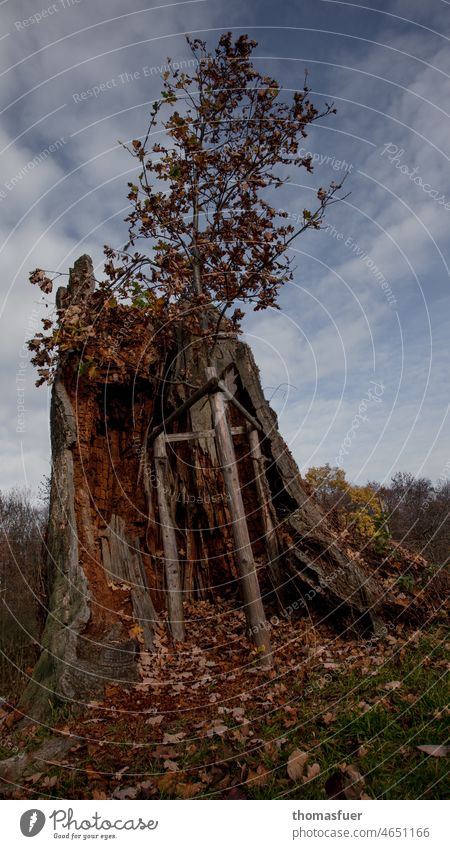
xmin=1 ymin=624 xmax=448 ymax=800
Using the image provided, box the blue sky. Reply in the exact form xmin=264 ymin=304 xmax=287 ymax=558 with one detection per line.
xmin=0 ymin=0 xmax=449 ymax=491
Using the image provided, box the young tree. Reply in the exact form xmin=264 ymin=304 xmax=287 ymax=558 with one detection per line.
xmin=104 ymin=33 xmax=342 ymax=341
xmin=30 ymin=32 xmax=344 ymax=377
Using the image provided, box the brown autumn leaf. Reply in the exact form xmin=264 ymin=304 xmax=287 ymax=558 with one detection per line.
xmin=247 ymin=764 xmax=270 ymax=788
xmin=384 ymin=681 xmax=402 ymax=691
xmin=176 ymin=782 xmax=203 ymax=798
xmin=85 ymin=765 xmax=102 ymax=781
xmin=325 ymin=764 xmax=367 ymax=800
xmin=146 ymin=715 xmax=163 ymax=726
xmin=163 ymin=732 xmax=185 ymax=744
xmin=27 ymin=772 xmax=44 ymax=784
xmin=322 ymin=711 xmax=337 ymax=725
xmin=3 ymin=709 xmax=23 ymax=729
xmin=232 ymin=707 xmax=245 ymax=720
xmin=416 ymin=745 xmax=449 ymax=758
xmin=304 ymin=763 xmax=321 ymax=782
xmin=157 ymin=772 xmax=178 ymax=794
xmin=164 ymin=759 xmax=180 ymax=772
xmin=206 ymin=722 xmax=228 ymax=738
xmin=92 ymin=789 xmax=108 ymax=800
xmin=287 ymin=749 xmax=308 ymax=781
xmin=113 ymin=785 xmax=138 ymax=799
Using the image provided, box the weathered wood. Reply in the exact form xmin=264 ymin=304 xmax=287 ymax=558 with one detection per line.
xmin=103 ymin=515 xmax=158 ymax=651
xmin=154 ymin=434 xmax=185 ymax=641
xmin=147 ymin=377 xmax=219 ymax=444
xmin=212 ymin=337 xmax=385 ymax=630
xmin=127 ymin=542 xmax=159 ymax=651
xmin=248 ymin=427 xmax=286 ymax=609
xmin=164 ymin=425 xmax=246 ymax=443
xmin=218 ymin=380 xmax=262 ymax=432
xmin=206 ymin=367 xmax=273 ymax=668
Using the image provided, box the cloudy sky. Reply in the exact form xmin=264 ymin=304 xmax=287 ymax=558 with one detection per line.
xmin=0 ymin=0 xmax=449 ymax=492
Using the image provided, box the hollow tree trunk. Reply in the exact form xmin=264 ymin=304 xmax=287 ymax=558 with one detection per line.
xmin=20 ymin=255 xmax=390 ymax=718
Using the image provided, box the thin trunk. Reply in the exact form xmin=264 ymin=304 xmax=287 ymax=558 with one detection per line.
xmin=206 ymin=366 xmax=273 ymax=668
xmin=154 ymin=433 xmax=185 ymax=641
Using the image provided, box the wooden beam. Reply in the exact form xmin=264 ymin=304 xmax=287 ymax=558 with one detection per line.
xmin=164 ymin=426 xmax=246 ymax=443
xmin=146 ymin=377 xmax=219 ymax=444
xmin=154 ymin=434 xmax=185 ymax=642
xmin=248 ymin=427 xmax=286 ymax=609
xmin=217 ymin=380 xmax=262 ymax=432
xmin=206 ymin=366 xmax=272 ymax=668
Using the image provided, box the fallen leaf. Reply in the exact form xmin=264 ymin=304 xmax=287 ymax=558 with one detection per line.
xmin=384 ymin=681 xmax=402 ymax=691
xmin=287 ymin=749 xmax=308 ymax=781
xmin=205 ymin=722 xmax=228 ymax=738
xmin=137 ymin=779 xmax=155 ymax=793
xmin=304 ymin=763 xmax=321 ymax=782
xmin=164 ymin=759 xmax=180 ymax=772
xmin=416 ymin=745 xmax=449 ymax=758
xmin=152 ymin=746 xmax=177 ymax=759
xmin=85 ymin=765 xmax=102 ymax=781
xmin=157 ymin=772 xmax=178 ymax=793
xmin=326 ymin=764 xmax=366 ymax=800
xmin=247 ymin=764 xmax=270 ymax=788
xmin=176 ymin=782 xmax=203 ymax=798
xmin=322 ymin=712 xmax=337 ymax=725
xmin=232 ymin=707 xmax=245 ymax=720
xmin=92 ymin=789 xmax=108 ymax=800
xmin=26 ymin=772 xmax=43 ymax=784
xmin=146 ymin=715 xmax=163 ymax=726
xmin=163 ymin=732 xmax=185 ymax=744
xmin=113 ymin=786 xmax=138 ymax=799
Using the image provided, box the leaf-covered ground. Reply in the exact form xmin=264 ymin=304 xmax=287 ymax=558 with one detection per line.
xmin=0 ymin=604 xmax=448 ymax=800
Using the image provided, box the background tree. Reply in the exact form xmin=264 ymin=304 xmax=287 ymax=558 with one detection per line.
xmin=306 ymin=464 xmax=388 ymax=547
xmin=373 ymin=472 xmax=450 ymax=566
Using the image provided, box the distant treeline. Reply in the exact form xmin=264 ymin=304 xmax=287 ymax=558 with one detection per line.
xmin=306 ymin=466 xmax=450 ymax=566
xmin=0 ymin=487 xmax=47 ymax=699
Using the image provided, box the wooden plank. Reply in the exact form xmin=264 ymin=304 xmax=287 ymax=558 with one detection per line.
xmin=102 ymin=516 xmax=158 ymax=651
xmin=154 ymin=434 xmax=185 ymax=642
xmin=146 ymin=376 xmax=219 ymax=444
xmin=217 ymin=379 xmax=263 ymax=433
xmin=127 ymin=548 xmax=159 ymax=651
xmin=206 ymin=367 xmax=272 ymax=668
xmin=164 ymin=426 xmax=245 ymax=443
xmin=248 ymin=428 xmax=286 ymax=609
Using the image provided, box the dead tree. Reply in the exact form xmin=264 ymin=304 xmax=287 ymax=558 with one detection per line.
xmin=21 ymin=255 xmax=385 ymax=718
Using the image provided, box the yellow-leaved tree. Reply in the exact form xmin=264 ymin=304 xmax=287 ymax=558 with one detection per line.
xmin=305 ymin=464 xmax=389 ymax=546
